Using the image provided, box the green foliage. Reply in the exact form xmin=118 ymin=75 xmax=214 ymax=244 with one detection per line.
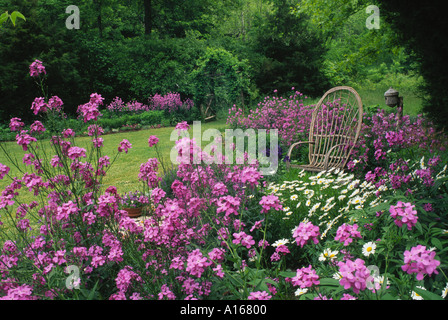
xmin=248 ymin=0 xmax=330 ymax=97
xmin=0 ymin=10 xmax=25 ymax=27
xmin=189 ymin=47 xmax=254 ymax=118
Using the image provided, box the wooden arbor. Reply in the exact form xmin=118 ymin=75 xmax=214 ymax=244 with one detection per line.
xmin=286 ymin=86 xmax=363 ymax=172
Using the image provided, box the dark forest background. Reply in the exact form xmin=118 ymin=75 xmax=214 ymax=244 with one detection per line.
xmin=1 ymin=0 xmax=447 ymax=128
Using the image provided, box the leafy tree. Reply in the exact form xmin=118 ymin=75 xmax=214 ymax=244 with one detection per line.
xmin=248 ymin=0 xmax=330 ymax=97
xmin=379 ymin=0 xmax=448 ymax=129
xmin=188 ymin=47 xmax=254 ymax=119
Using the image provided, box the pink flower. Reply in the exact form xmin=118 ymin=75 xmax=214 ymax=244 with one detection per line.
xmin=175 ymin=121 xmax=190 ymax=132
xmin=29 ymin=59 xmax=46 ymax=77
xmin=186 ymin=249 xmax=211 ymax=278
xmin=52 ymin=250 xmax=67 ymax=265
xmin=248 ymin=291 xmax=272 ymax=300
xmin=22 ymin=153 xmax=35 ymax=165
xmin=0 ymin=163 xmax=10 ymax=180
xmin=338 ymin=258 xmax=371 ymax=294
xmin=87 ymin=124 xmax=104 ymax=137
xmin=170 ymin=256 xmax=185 ymax=270
xmin=67 ymin=146 xmax=87 ymax=160
xmin=259 ymin=195 xmax=283 ymax=213
xmin=93 ymin=137 xmax=104 ymax=148
xmin=292 ymin=221 xmax=320 ymax=247
xmin=16 ymin=131 xmax=37 ymax=151
xmin=82 ymin=211 xmax=96 ymax=225
xmin=335 ymin=223 xmax=362 ymax=246
xmin=158 ymin=284 xmax=176 ymax=300
xmin=17 ymin=219 xmax=31 ymax=232
xmin=89 ymin=93 xmax=104 ymax=105
xmin=0 ymin=284 xmax=35 ymax=300
xmin=62 ymin=128 xmax=75 ymax=138
xmin=213 ymin=264 xmax=225 ymax=278
xmin=148 ymin=135 xmax=159 ymax=147
xmin=115 ymin=266 xmax=142 ymax=293
xmin=291 ymin=265 xmax=320 ymax=288
xmin=208 ymin=248 xmax=225 ymax=263
xmin=402 ymin=245 xmax=440 ymax=280
xmin=48 ymin=95 xmax=63 ymax=112
xmin=78 ymin=100 xmax=102 ymax=122
xmin=9 ymin=117 xmax=24 ymax=132
xmin=389 ymin=201 xmax=418 ymax=230
xmin=30 ymin=121 xmax=46 ymax=134
xmin=31 ymin=97 xmax=48 ymax=115
xmin=50 ymin=155 xmax=63 ymax=168
xmin=138 ymin=158 xmax=160 ymax=188
xmin=118 ymin=139 xmax=132 ymax=153
xmin=240 ymin=166 xmax=262 ymax=187
xmin=55 ymin=201 xmax=79 ymax=221
xmin=216 ymin=195 xmax=241 ymax=216
xmin=232 ymin=231 xmax=255 ymax=249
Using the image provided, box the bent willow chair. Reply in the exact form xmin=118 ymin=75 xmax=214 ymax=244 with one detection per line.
xmin=286 ymin=86 xmax=363 ymax=172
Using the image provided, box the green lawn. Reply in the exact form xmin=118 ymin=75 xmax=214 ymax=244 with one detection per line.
xmin=305 ymin=87 xmax=423 ymax=117
xmin=0 ymin=119 xmax=229 ymax=202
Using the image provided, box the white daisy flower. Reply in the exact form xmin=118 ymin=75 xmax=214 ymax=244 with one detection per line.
xmin=362 ymin=242 xmax=377 ymax=256
xmin=295 ymin=288 xmax=308 ymax=296
xmin=318 ymin=249 xmax=338 ymax=261
xmin=411 ymin=286 xmax=426 ymax=300
xmin=442 ymin=283 xmax=448 ymax=299
xmin=272 ymin=239 xmax=290 ymax=247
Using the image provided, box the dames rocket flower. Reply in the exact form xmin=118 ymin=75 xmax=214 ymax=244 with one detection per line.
xmin=118 ymin=139 xmax=132 ymax=154
xmin=335 ymin=223 xmax=362 ymax=246
xmin=291 ymin=265 xmax=320 ymax=289
xmin=337 ymin=258 xmax=371 ymax=294
xmin=0 ymin=163 xmax=10 ymax=180
xmin=148 ymin=135 xmax=159 ymax=147
xmin=29 ymin=59 xmax=46 ymax=77
xmin=402 ymin=245 xmax=440 ymax=280
xmin=259 ymin=195 xmax=283 ymax=213
xmin=292 ymin=221 xmax=320 ymax=247
xmin=389 ymin=201 xmax=418 ymax=230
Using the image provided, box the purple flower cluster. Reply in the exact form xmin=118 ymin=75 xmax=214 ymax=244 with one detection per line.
xmin=337 ymin=258 xmax=371 ymax=294
xmin=106 ymin=93 xmax=194 ymax=114
xmin=335 ymin=223 xmax=362 ymax=246
xmin=402 ymin=245 xmax=440 ymax=280
xmin=292 ymin=221 xmax=320 ymax=248
xmin=389 ymin=201 xmax=418 ymax=230
xmin=29 ymin=59 xmax=46 ymax=77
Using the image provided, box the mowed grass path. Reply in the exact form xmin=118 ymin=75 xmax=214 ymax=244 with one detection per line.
xmin=0 ymin=120 xmax=229 ymax=203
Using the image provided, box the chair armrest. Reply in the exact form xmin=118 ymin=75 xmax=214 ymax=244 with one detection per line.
xmin=323 ymin=143 xmax=350 ymax=170
xmin=286 ymin=141 xmax=314 ymax=167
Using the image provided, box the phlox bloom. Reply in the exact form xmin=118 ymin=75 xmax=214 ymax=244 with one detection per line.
xmin=292 ymin=221 xmax=320 ymax=247
xmin=291 ymin=265 xmax=320 ymax=289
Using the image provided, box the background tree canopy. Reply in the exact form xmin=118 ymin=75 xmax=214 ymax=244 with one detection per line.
xmin=0 ymin=0 xmax=446 ymax=128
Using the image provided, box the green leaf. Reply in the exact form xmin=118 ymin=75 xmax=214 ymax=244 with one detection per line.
xmin=431 ymin=237 xmax=443 ymax=250
xmin=279 ymin=270 xmax=297 ymax=278
xmin=10 ymin=11 xmax=26 ymax=26
xmin=0 ymin=12 xmax=9 ymax=25
xmin=413 ymin=286 xmax=444 ymax=300
xmin=318 ymin=278 xmax=340 ymax=287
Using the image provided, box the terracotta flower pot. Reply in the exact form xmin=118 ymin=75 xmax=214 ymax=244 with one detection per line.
xmin=123 ymin=207 xmax=142 ymax=218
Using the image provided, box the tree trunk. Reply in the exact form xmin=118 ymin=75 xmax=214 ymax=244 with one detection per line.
xmin=94 ymin=0 xmax=103 ymax=38
xmin=144 ymin=0 xmax=152 ymax=35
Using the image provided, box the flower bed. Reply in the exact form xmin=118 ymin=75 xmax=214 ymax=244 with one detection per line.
xmin=0 ymin=62 xmax=447 ymax=300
